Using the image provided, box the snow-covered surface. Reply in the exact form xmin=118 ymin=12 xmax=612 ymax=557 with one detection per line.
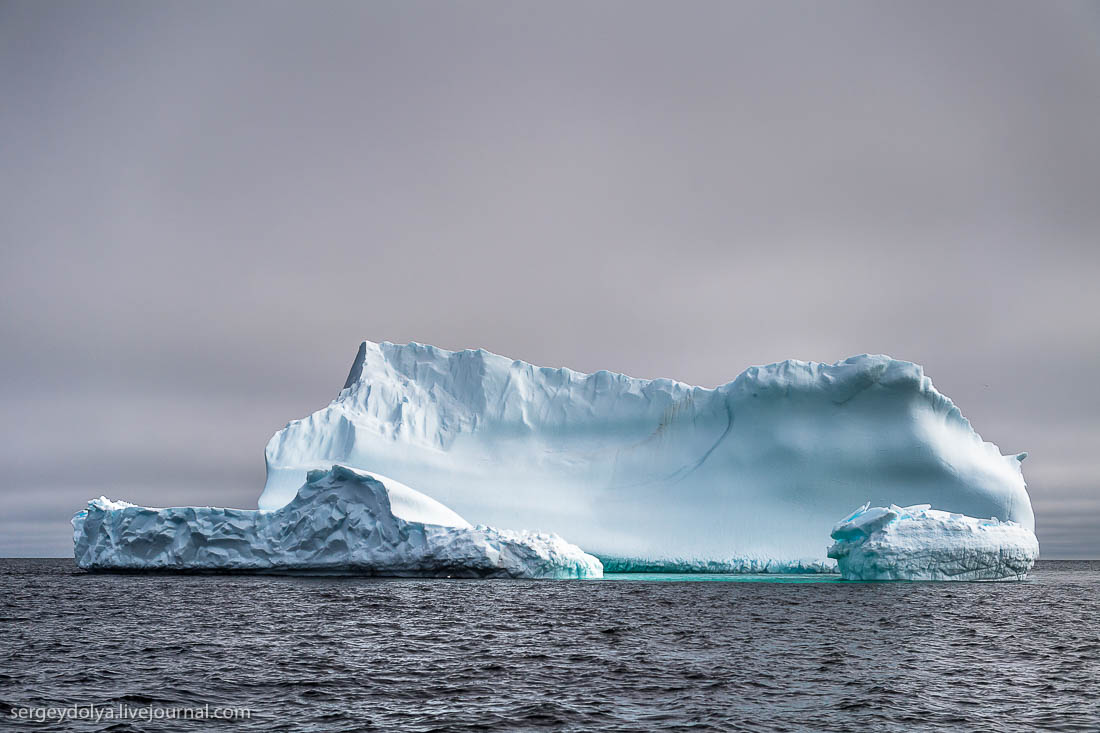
xmin=827 ymin=503 xmax=1039 ymax=581
xmin=73 ymin=465 xmax=603 ymax=579
xmin=262 ymin=341 xmax=1033 ymax=570
xmin=362 ymin=471 xmax=469 ymax=528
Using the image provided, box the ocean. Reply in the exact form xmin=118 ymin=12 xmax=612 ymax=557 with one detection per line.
xmin=3 ymin=559 xmax=1097 ymax=731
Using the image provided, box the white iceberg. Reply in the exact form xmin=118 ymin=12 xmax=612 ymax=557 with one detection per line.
xmin=72 ymin=465 xmax=603 ymax=579
xmin=827 ymin=503 xmax=1039 ymax=580
xmin=262 ymin=341 xmax=1033 ymax=571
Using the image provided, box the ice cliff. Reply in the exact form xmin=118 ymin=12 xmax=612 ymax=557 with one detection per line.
xmin=828 ymin=504 xmax=1039 ymax=580
xmin=261 ymin=341 xmax=1033 ymax=571
xmin=72 ymin=465 xmax=603 ymax=579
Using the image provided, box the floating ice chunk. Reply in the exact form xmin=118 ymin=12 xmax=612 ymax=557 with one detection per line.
xmin=827 ymin=504 xmax=1039 ymax=581
xmin=73 ymin=465 xmax=602 ymax=579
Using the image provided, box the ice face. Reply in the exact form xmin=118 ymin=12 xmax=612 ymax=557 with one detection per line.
xmin=262 ymin=341 xmax=1033 ymax=569
xmin=72 ymin=465 xmax=603 ymax=579
xmin=827 ymin=504 xmax=1039 ymax=581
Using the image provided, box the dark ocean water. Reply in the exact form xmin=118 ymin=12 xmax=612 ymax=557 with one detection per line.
xmin=2 ymin=559 xmax=1098 ymax=732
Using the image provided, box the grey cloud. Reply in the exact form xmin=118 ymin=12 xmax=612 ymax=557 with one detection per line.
xmin=1 ymin=0 xmax=1097 ymax=557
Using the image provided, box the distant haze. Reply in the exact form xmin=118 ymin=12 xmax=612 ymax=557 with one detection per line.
xmin=1 ymin=1 xmax=1097 ymax=557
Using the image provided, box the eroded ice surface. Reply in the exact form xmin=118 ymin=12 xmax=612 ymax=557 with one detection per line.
xmin=262 ymin=341 xmax=1033 ymax=570
xmin=827 ymin=503 xmax=1039 ymax=581
xmin=73 ymin=465 xmax=603 ymax=579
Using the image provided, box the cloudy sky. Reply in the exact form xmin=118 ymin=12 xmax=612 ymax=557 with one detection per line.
xmin=2 ymin=1 xmax=1097 ymax=557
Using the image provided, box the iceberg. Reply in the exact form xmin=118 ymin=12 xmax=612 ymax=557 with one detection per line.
xmin=827 ymin=503 xmax=1039 ymax=580
xmin=72 ymin=465 xmax=603 ymax=579
xmin=262 ymin=341 xmax=1033 ymax=571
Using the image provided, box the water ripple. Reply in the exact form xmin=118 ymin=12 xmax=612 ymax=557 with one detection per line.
xmin=1 ymin=560 xmax=1098 ymax=731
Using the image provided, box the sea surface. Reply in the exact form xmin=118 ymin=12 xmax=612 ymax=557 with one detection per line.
xmin=2 ymin=559 xmax=1098 ymax=732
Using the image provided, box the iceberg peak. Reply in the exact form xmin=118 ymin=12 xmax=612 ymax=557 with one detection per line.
xmin=342 ymin=341 xmax=368 ymax=390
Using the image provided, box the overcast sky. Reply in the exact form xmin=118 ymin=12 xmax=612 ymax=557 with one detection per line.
xmin=2 ymin=1 xmax=1098 ymax=558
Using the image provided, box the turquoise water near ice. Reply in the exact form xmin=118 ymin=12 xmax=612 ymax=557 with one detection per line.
xmin=604 ymin=572 xmax=844 ymax=583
